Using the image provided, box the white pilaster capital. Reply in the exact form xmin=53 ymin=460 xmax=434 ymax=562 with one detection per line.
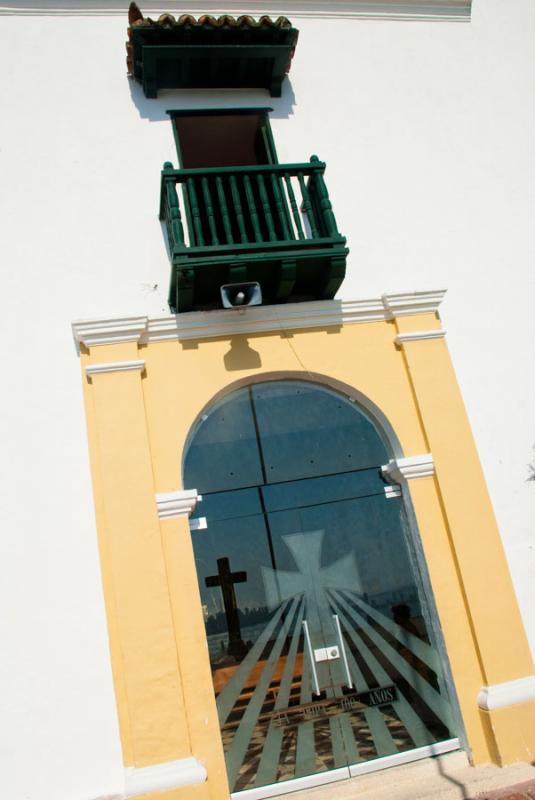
xmin=124 ymin=756 xmax=207 ymax=797
xmin=477 ymin=676 xmax=535 ymax=711
xmin=395 ymin=329 xmax=447 ymax=346
xmin=85 ymin=359 xmax=145 ymax=376
xmin=72 ymin=316 xmax=148 ymax=348
xmin=156 ymin=488 xmax=201 ymax=519
xmin=382 ymin=289 xmax=447 ymax=317
xmin=382 ymin=454 xmax=435 ymax=483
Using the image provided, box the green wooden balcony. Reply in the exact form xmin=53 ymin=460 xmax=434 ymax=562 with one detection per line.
xmin=159 ymin=156 xmax=348 ymax=313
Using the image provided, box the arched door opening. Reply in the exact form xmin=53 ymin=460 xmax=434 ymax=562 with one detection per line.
xmin=184 ymin=379 xmax=458 ymax=797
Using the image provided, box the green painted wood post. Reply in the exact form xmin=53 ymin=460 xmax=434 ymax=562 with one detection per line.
xmin=216 ymin=177 xmax=234 ymax=244
xmin=166 ymin=182 xmax=185 ymax=250
xmin=159 ymin=161 xmax=175 ymax=220
xmin=180 ymin=51 xmax=191 ymax=85
xmin=298 ymin=172 xmax=319 ymax=239
xmin=201 ymin=177 xmax=219 ymax=246
xmin=271 ymin=173 xmax=293 ymax=240
xmin=187 ymin=177 xmax=204 ymax=246
xmin=244 ymin=175 xmax=262 ymax=243
xmin=177 ymin=176 xmax=194 ymax=249
xmin=168 ymin=266 xmax=177 ymax=312
xmin=309 ymin=155 xmax=339 ymax=237
xmin=319 ymin=256 xmax=346 ymax=299
xmin=176 ymin=267 xmax=195 ymax=313
xmin=230 ymin=175 xmax=248 ymax=243
xmin=276 ymin=259 xmax=297 ymax=301
xmin=284 ymin=173 xmax=305 ymax=240
xmin=257 ymin=174 xmax=277 ymax=241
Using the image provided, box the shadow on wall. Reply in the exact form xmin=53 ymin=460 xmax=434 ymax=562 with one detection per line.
xmin=127 ymin=76 xmax=296 ymax=121
xmin=224 ymin=337 xmax=262 ymax=371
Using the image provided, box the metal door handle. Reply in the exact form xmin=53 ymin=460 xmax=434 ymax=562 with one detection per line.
xmin=333 ymin=614 xmax=353 ymax=689
xmin=302 ymin=620 xmax=321 ymax=696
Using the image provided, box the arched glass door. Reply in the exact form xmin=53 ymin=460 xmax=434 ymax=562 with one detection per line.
xmin=184 ymin=380 xmax=457 ymax=796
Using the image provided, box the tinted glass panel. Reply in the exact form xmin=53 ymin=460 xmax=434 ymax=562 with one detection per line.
xmin=251 ymin=382 xmax=389 ymax=483
xmin=191 ymin=488 xmax=262 ymax=523
xmin=261 ymin=468 xmax=386 ymax=513
xmin=184 ymin=388 xmax=263 ymax=493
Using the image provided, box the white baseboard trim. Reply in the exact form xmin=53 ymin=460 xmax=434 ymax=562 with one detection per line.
xmin=124 ymin=757 xmax=207 ymax=797
xmin=477 ymin=675 xmax=535 ymax=711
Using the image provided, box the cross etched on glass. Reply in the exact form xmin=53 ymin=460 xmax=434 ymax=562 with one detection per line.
xmin=261 ymin=530 xmax=361 ymax=632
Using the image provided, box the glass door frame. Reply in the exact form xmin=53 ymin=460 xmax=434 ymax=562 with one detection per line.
xmin=185 ymin=377 xmax=466 ymax=797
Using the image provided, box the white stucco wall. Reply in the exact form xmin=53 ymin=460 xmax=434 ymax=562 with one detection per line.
xmin=0 ymin=2 xmax=534 ymax=799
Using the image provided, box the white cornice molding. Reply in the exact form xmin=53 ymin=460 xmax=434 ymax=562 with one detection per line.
xmin=85 ymin=359 xmax=146 ymax=376
xmin=72 ymin=316 xmax=148 ymax=348
xmin=156 ymin=488 xmax=201 ymax=519
xmin=71 ymin=291 xmax=446 ymax=348
xmin=124 ymin=757 xmax=207 ymax=798
xmin=143 ymin=292 xmax=439 ymax=342
xmin=395 ymin=329 xmax=447 ymax=345
xmin=382 ymin=289 xmax=447 ymax=317
xmin=0 ymin=2 xmax=472 ymax=22
xmin=145 ymin=298 xmax=387 ymax=342
xmin=382 ymin=454 xmax=434 ymax=483
xmin=477 ymin=676 xmax=535 ymax=712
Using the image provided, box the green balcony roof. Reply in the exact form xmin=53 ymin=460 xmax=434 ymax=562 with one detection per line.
xmin=127 ymin=3 xmax=299 ymax=98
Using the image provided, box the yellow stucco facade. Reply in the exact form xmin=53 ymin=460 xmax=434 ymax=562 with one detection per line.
xmin=75 ymin=296 xmax=535 ymax=800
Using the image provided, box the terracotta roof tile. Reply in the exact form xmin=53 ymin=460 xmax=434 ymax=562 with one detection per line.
xmin=128 ymin=2 xmax=293 ymax=29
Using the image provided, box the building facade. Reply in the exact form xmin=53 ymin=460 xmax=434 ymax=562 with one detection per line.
xmin=1 ymin=2 xmax=535 ymax=800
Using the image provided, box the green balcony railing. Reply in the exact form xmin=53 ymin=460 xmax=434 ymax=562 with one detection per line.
xmin=159 ymin=156 xmax=348 ymax=312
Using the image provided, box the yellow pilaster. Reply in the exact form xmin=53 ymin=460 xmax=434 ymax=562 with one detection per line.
xmin=405 ymin=476 xmax=493 ymax=763
xmin=82 ymin=342 xmax=191 ymax=768
xmin=160 ymin=514 xmax=230 ymax=800
xmin=393 ymin=316 xmax=535 ymax=765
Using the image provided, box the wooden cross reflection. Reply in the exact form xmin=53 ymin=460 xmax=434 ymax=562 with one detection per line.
xmin=205 ymin=557 xmax=248 ymax=660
